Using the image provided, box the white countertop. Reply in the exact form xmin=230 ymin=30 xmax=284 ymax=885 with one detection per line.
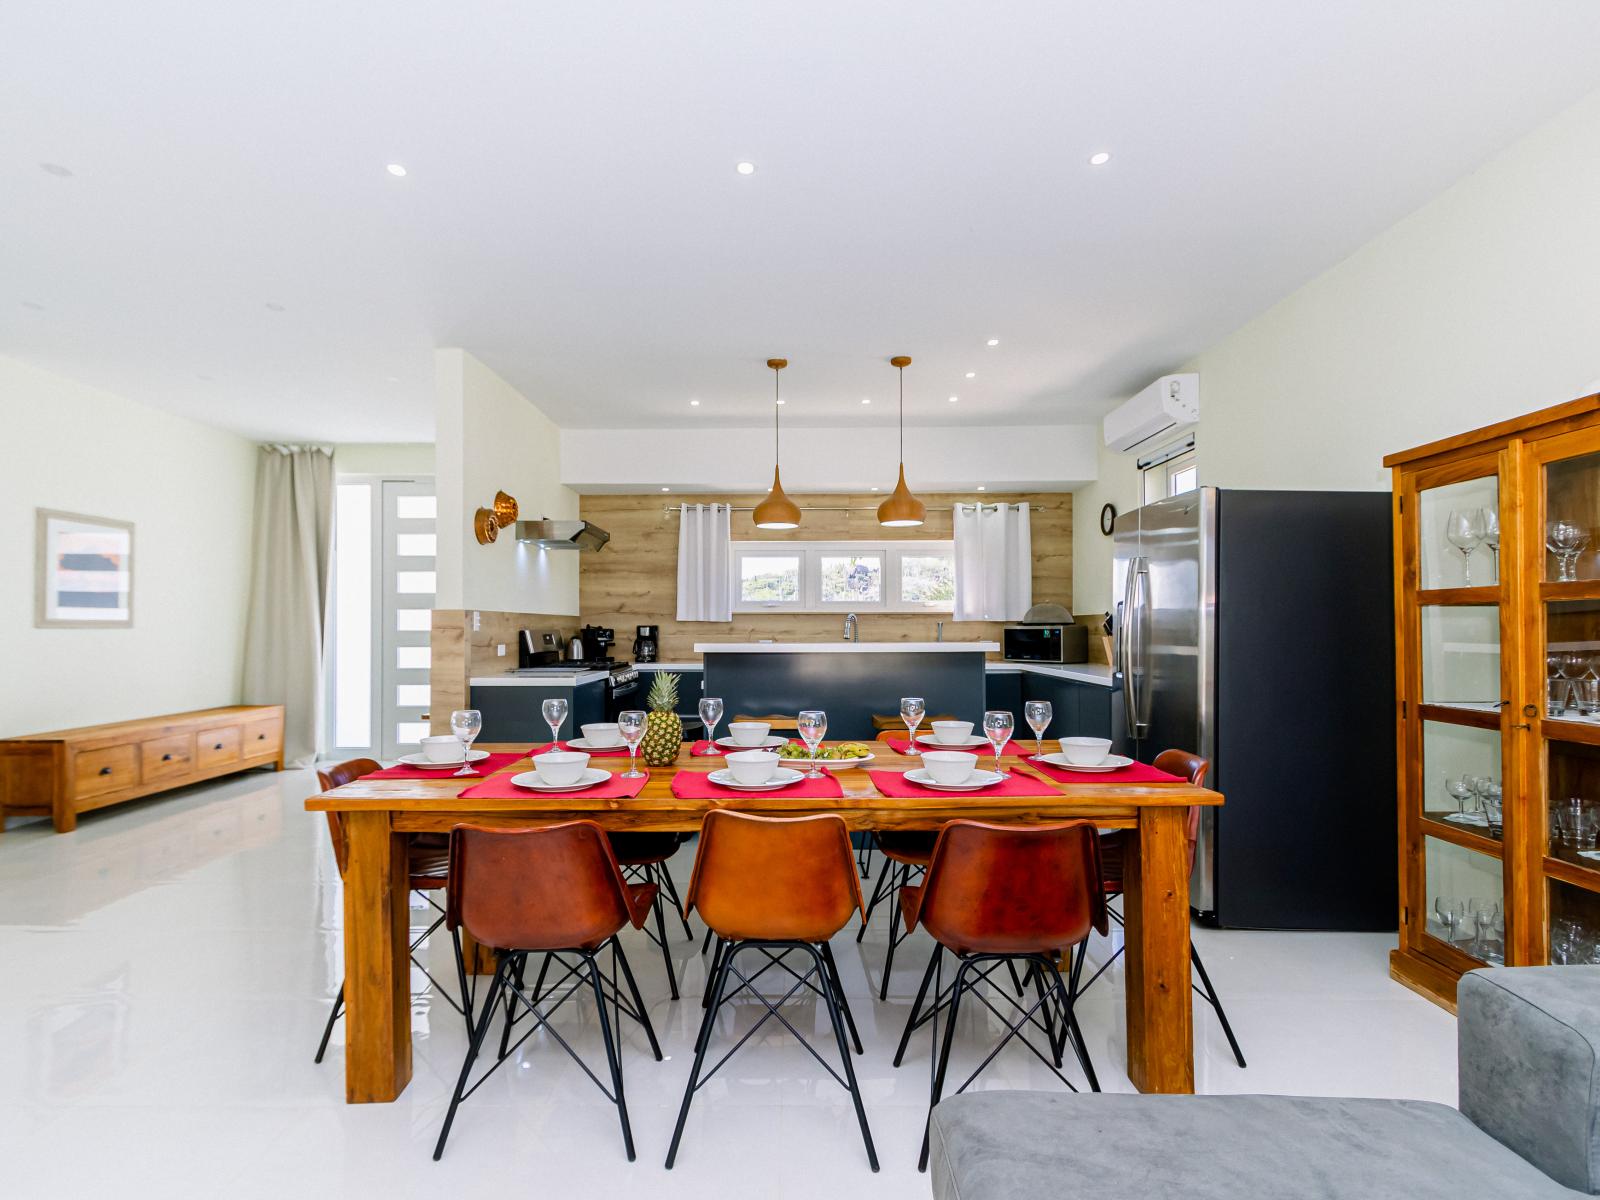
xmin=694 ymin=641 xmax=1000 ymax=655
xmin=986 ymin=661 xmax=1115 ymax=688
xmin=470 ymin=670 xmax=611 ymax=687
xmin=633 ymin=662 xmax=702 ymax=670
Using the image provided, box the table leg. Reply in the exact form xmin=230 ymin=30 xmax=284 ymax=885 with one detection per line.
xmin=342 ymin=811 xmax=412 ymax=1102
xmin=1122 ymin=806 xmax=1194 ymax=1093
xmin=458 ymin=929 xmax=498 ymax=975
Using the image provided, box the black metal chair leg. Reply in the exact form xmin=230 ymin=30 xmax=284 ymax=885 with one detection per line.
xmin=1193 ymin=944 xmax=1247 ymax=1068
xmin=586 ymin=951 xmax=636 ymax=1161
xmin=1053 ymin=948 xmax=1100 ymax=1092
xmin=655 ymin=861 xmax=695 ymax=940
xmin=920 ymin=956 xmax=973 ymax=1172
xmin=805 ymin=943 xmax=879 ymax=1171
xmin=650 ymin=890 xmax=681 ymax=1000
xmin=497 ymin=953 xmax=530 ymax=1060
xmin=699 ymin=925 xmax=714 ymax=955
xmin=529 ymin=951 xmax=553 ymax=1003
xmin=667 ymin=937 xmax=737 ymax=1168
xmin=819 ymin=941 xmax=863 ymax=1055
xmin=1005 ymin=958 xmax=1026 ymax=997
xmin=1030 ymin=956 xmax=1062 ymax=1067
xmin=433 ymin=958 xmax=510 ymax=1161
xmin=610 ymin=936 xmax=664 ymax=1060
xmin=877 ymin=864 xmax=910 ymax=1001
xmin=314 ymin=983 xmax=344 ymax=1064
xmin=450 ymin=929 xmax=477 ymax=1042
xmin=892 ymin=944 xmax=943 ymax=1067
xmin=701 ymin=935 xmax=726 ymax=1013
xmin=857 ymin=857 xmax=895 ymax=942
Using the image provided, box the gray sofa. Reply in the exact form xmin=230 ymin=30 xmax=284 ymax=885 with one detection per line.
xmin=928 ymin=966 xmax=1599 ymax=1198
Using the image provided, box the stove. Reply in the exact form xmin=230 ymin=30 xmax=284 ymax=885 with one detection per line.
xmin=512 ymin=658 xmax=640 ymax=694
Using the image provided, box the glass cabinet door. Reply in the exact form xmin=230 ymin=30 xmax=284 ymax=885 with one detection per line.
xmin=1417 ymin=474 xmax=1500 ymax=591
xmin=1423 ymin=836 xmax=1505 ymax=965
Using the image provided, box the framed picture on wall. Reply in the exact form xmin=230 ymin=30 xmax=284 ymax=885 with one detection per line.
xmin=35 ymin=509 xmax=134 ymax=628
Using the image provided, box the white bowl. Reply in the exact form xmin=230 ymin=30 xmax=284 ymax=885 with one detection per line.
xmin=726 ymin=749 xmax=779 ymax=785
xmin=921 ymin=750 xmax=978 ymax=785
xmin=728 ymin=721 xmax=771 ymax=747
xmin=1061 ymin=737 xmax=1113 ymax=766
xmin=534 ymin=750 xmax=591 ymax=786
xmin=421 ymin=735 xmax=465 ymax=763
xmin=580 ymin=722 xmax=622 ymax=748
xmin=929 ymin=720 xmax=975 ymax=745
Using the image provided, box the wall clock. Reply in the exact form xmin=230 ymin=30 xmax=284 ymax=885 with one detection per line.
xmin=1100 ymin=503 xmax=1117 ymax=536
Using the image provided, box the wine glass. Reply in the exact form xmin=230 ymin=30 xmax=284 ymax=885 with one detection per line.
xmin=1547 ymin=519 xmax=1589 ymax=582
xmin=1468 ymin=898 xmax=1500 ymax=957
xmin=983 ymin=710 xmax=1014 ymax=778
xmin=698 ymin=696 xmax=724 ymax=750
xmin=1024 ymin=699 xmax=1052 ymax=757
xmin=1445 ymin=776 xmax=1472 ymax=817
xmin=1445 ymin=509 xmax=1484 ymax=585
xmin=541 ymin=697 xmax=569 ymax=748
xmin=797 ymin=710 xmax=827 ymax=778
xmin=1478 ymin=507 xmax=1499 ymax=582
xmin=1434 ymin=896 xmax=1464 ymax=946
xmin=900 ymin=696 xmax=926 ymax=755
xmin=448 ymin=708 xmax=482 ymax=777
xmin=618 ymin=710 xmax=647 ymax=779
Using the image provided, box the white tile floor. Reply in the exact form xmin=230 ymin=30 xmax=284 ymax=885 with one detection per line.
xmin=0 ymin=767 xmax=1458 ymax=1198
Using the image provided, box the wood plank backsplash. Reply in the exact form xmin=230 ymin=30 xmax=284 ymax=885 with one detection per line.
xmin=578 ymin=492 xmax=1073 ymax=663
xmin=429 ymin=608 xmax=579 ymax=734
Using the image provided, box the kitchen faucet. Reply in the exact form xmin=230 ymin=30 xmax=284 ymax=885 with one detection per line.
xmin=844 ymin=612 xmax=858 ymax=642
xmin=936 ymin=620 xmax=944 ymax=642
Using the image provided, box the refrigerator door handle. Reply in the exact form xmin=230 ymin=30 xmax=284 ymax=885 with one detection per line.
xmin=1129 ymin=557 xmax=1152 ymax=738
xmin=1117 ymin=559 xmax=1137 ymax=732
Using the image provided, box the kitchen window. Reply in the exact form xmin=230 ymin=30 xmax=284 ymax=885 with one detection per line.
xmin=733 ymin=541 xmax=955 ymax=612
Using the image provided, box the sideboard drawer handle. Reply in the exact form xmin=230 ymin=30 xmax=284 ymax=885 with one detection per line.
xmin=99 ymin=766 xmax=112 ymax=775
xmin=257 ymin=733 xmax=266 ymax=740
xmin=162 ymin=753 xmax=174 ymax=761
xmin=213 ymin=743 xmax=224 ymax=751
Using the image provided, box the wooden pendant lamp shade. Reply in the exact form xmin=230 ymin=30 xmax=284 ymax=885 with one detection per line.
xmin=878 ymin=355 xmax=926 ymax=527
xmin=753 ymin=357 xmax=802 ymax=530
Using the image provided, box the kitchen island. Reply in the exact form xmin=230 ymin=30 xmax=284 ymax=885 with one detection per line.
xmin=695 ymin=641 xmax=999 ymax=739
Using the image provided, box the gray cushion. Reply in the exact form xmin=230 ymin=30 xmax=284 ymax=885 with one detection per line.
xmin=1459 ymin=967 xmax=1600 ymax=1194
xmin=928 ymin=1091 xmax=1585 ymax=1199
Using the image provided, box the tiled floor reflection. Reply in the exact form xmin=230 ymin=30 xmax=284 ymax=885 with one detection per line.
xmin=0 ymin=768 xmax=1457 ymax=1197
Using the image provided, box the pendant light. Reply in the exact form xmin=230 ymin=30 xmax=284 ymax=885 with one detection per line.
xmin=752 ymin=357 xmax=802 ymax=530
xmin=877 ymin=354 xmax=926 ymax=527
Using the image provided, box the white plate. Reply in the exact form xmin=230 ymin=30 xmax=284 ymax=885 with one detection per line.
xmin=915 ymin=734 xmax=990 ymax=749
xmin=706 ymin=766 xmax=806 ymax=790
xmin=565 ymin=737 xmax=627 ymax=751
xmin=397 ymin=748 xmax=491 ymax=768
xmin=508 ymin=767 xmax=612 ymax=792
xmin=779 ymin=752 xmax=875 ymax=769
xmin=1036 ymin=752 xmax=1134 ymax=773
xmin=715 ymin=735 xmax=789 ymax=750
xmin=903 ymin=767 xmax=1006 ymax=791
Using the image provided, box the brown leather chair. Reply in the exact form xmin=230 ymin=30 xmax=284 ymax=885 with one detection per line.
xmin=1085 ymin=748 xmax=1246 ymax=1069
xmin=433 ymin=821 xmax=663 ymax=1162
xmin=607 ymin=832 xmax=694 ymax=1000
xmin=857 ymin=830 xmax=938 ymax=999
xmin=894 ymin=819 xmax=1107 ymax=1170
xmin=313 ymin=758 xmax=472 ymax=1064
xmin=666 ymin=811 xmax=877 ymax=1172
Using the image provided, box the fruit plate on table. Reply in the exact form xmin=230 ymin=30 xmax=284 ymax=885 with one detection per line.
xmin=776 ymin=742 xmax=875 ymax=769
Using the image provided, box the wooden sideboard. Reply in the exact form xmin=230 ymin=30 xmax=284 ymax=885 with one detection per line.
xmin=0 ymin=705 xmax=285 ymax=832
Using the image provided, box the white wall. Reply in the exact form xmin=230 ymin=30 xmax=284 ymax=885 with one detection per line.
xmin=332 ymin=443 xmax=434 ymax=476
xmin=1073 ymin=85 xmax=1600 ymax=612
xmin=0 ymin=356 xmax=257 ymax=735
xmin=433 ymin=349 xmax=579 ymax=615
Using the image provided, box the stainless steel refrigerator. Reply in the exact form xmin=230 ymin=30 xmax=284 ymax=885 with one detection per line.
xmin=1112 ymin=488 xmax=1395 ymax=930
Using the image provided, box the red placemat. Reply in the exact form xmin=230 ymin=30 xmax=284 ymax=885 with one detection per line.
xmin=881 ymin=736 xmax=1022 ymax=757
xmin=670 ymin=770 xmax=844 ymax=799
xmin=689 ymin=740 xmax=723 ymax=756
xmin=457 ymin=769 xmax=651 ymax=800
xmin=531 ymin=741 xmax=633 ymax=758
xmin=1022 ymin=756 xmax=1185 ymax=785
xmin=367 ymin=751 xmax=528 ymax=780
xmin=866 ymin=768 xmax=1060 ymax=799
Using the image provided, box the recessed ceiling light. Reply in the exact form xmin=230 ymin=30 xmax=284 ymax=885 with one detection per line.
xmin=948 ymin=395 xmax=959 ymax=403
xmin=689 ymin=398 xmax=700 ymax=406
xmin=386 ymin=163 xmax=407 ymax=177
xmin=736 ymin=161 xmax=756 ymax=175
xmin=861 ymin=397 xmax=871 ymax=405
xmin=776 ymin=398 xmax=785 ymax=405
xmin=265 ymin=302 xmax=285 ymax=312
xmin=976 ymin=485 xmax=987 ymax=491
xmin=661 ymin=486 xmax=670 ymax=492
xmin=870 ymin=486 xmax=880 ymax=491
xmin=39 ymin=162 xmax=73 ymax=177
xmin=986 ymin=338 xmax=999 ymax=347
xmin=1088 ymin=151 xmax=1111 ymax=166
xmin=965 ymin=371 xmax=976 ymax=379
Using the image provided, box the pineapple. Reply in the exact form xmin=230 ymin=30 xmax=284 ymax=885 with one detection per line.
xmin=640 ymin=671 xmax=684 ymax=765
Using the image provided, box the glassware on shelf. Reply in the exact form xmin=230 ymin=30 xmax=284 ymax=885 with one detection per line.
xmin=982 ymin=710 xmax=1014 ymax=777
xmin=1546 ymin=519 xmax=1590 ymax=582
xmin=1445 ymin=509 xmax=1485 ymax=586
xmin=1024 ymin=700 xmax=1052 ymax=757
xmin=1478 ymin=507 xmax=1500 ymax=581
xmin=1483 ymin=782 xmax=1503 ymax=840
xmin=541 ymin=697 xmax=569 ymax=746
xmin=618 ymin=709 xmax=647 ymax=779
xmin=698 ymin=696 xmax=725 ymax=747
xmin=1433 ymin=896 xmax=1465 ymax=946
xmin=796 ymin=710 xmax=828 ymax=778
xmin=449 ymin=708 xmax=483 ymax=777
xmin=1445 ymin=776 xmax=1474 ymax=818
xmin=1468 ymin=898 xmax=1501 ymax=958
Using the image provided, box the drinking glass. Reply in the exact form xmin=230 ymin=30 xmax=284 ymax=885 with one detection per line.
xmin=900 ymin=696 xmax=926 ymax=755
xmin=1024 ymin=700 xmax=1052 ymax=757
xmin=1547 ymin=519 xmax=1589 ymax=582
xmin=618 ymin=709 xmax=647 ymax=779
xmin=1573 ymin=802 xmax=1600 ymax=853
xmin=983 ymin=710 xmax=1014 ymax=778
xmin=1434 ymin=896 xmax=1464 ymax=946
xmin=1445 ymin=509 xmax=1484 ymax=586
xmin=698 ymin=696 xmax=725 ymax=748
xmin=541 ymin=697 xmax=569 ymax=747
xmin=797 ymin=710 xmax=828 ymax=778
xmin=1468 ymin=898 xmax=1500 ymax=957
xmin=1479 ymin=507 xmax=1500 ymax=581
xmin=449 ymin=708 xmax=482 ymax=776
xmin=1445 ymin=776 xmax=1473 ymax=817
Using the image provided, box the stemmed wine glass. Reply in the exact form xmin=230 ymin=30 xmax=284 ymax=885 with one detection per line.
xmin=449 ymin=709 xmax=482 ymax=777
xmin=1024 ymin=699 xmax=1052 ymax=758
xmin=983 ymin=710 xmax=1014 ymax=778
xmin=1445 ymin=776 xmax=1473 ymax=818
xmin=797 ymin=710 xmax=828 ymax=779
xmin=1434 ymin=896 xmax=1464 ymax=946
xmin=698 ymin=696 xmax=724 ymax=750
xmin=900 ymin=697 xmax=926 ymax=755
xmin=1445 ymin=509 xmax=1485 ymax=585
xmin=1547 ymin=519 xmax=1589 ymax=582
xmin=541 ymin=697 xmax=569 ymax=748
xmin=1468 ymin=898 xmax=1500 ymax=958
xmin=1478 ymin=507 xmax=1499 ymax=582
xmin=618 ymin=710 xmax=647 ymax=779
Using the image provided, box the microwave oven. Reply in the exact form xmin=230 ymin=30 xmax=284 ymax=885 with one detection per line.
xmin=1002 ymin=624 xmax=1087 ymax=663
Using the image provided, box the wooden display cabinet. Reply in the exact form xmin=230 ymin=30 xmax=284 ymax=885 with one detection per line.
xmin=1387 ymin=394 xmax=1600 ymax=1008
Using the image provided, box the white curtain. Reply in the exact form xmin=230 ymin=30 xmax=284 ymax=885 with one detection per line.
xmin=676 ymin=503 xmax=733 ymax=621
xmin=952 ymin=502 xmax=1032 ymax=621
xmin=241 ymin=445 xmax=334 ymax=767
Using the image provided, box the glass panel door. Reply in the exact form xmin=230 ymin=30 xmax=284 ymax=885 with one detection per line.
xmin=381 ymin=481 xmax=435 ymax=759
xmin=1417 ymin=474 xmax=1500 ymax=590
xmin=1423 ymin=836 xmax=1505 ymax=965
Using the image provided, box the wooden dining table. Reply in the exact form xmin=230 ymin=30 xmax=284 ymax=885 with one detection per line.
xmin=305 ymin=740 xmax=1222 ymax=1104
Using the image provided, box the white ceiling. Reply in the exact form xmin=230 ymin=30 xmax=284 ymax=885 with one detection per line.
xmin=4 ymin=2 xmax=1600 ymax=443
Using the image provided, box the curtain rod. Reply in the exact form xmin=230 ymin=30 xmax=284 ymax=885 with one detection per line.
xmin=660 ymin=501 xmax=1061 ymax=518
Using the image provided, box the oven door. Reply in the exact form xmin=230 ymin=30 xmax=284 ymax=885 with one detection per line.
xmin=604 ymin=674 xmax=641 ymax=719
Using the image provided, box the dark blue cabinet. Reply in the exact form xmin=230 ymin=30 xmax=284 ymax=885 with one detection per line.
xmin=984 ymin=670 xmax=1022 ymax=715
xmin=1015 ymin=672 xmax=1118 ymax=743
xmin=470 ymin=679 xmax=606 ymax=743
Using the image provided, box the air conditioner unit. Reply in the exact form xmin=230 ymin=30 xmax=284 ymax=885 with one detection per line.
xmin=1103 ymin=373 xmax=1199 ymax=453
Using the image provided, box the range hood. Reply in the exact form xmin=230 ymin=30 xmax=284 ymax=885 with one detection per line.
xmin=514 ymin=518 xmax=610 ymax=552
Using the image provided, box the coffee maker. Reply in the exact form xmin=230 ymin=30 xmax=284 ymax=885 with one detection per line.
xmin=633 ymin=625 xmax=659 ymax=663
